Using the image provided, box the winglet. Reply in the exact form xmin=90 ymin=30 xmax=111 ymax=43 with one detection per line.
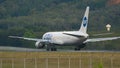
xmin=79 ymin=6 xmax=89 ymax=34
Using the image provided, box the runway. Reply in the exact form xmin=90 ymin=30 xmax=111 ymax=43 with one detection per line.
xmin=0 ymin=46 xmax=45 ymax=52
xmin=0 ymin=46 xmax=120 ymax=52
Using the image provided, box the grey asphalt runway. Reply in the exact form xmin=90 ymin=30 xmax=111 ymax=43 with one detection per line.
xmin=0 ymin=46 xmax=119 ymax=52
xmin=0 ymin=46 xmax=45 ymax=52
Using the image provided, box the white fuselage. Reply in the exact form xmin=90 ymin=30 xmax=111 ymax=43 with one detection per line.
xmin=42 ymin=31 xmax=89 ymax=46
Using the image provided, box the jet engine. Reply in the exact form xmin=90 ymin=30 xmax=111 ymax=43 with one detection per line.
xmin=35 ymin=41 xmax=45 ymax=48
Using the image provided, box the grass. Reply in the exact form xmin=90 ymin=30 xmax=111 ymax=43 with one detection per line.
xmin=0 ymin=52 xmax=119 ymax=68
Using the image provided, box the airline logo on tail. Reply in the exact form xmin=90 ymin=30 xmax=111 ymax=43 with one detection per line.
xmin=83 ymin=17 xmax=87 ymax=27
xmin=79 ymin=6 xmax=89 ymax=34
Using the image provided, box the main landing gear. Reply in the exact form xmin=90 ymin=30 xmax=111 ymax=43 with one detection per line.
xmin=75 ymin=47 xmax=81 ymax=51
xmin=75 ymin=44 xmax=86 ymax=51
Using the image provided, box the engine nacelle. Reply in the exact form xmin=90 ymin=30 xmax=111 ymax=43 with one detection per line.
xmin=35 ymin=41 xmax=45 ymax=49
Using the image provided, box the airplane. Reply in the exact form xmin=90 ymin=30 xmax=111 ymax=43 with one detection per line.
xmin=9 ymin=6 xmax=120 ymax=51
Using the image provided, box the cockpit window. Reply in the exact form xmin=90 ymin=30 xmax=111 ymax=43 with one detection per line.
xmin=43 ymin=34 xmax=52 ymax=40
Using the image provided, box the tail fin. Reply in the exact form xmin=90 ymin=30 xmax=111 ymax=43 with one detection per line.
xmin=79 ymin=6 xmax=89 ymax=34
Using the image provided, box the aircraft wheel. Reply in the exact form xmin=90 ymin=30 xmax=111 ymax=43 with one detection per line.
xmin=54 ymin=48 xmax=57 ymax=51
xmin=51 ymin=48 xmax=57 ymax=51
xmin=75 ymin=48 xmax=81 ymax=51
xmin=46 ymin=45 xmax=51 ymax=51
xmin=46 ymin=45 xmax=57 ymax=51
xmin=47 ymin=48 xmax=50 ymax=51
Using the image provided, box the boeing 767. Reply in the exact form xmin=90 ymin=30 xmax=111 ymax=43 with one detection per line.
xmin=9 ymin=6 xmax=120 ymax=51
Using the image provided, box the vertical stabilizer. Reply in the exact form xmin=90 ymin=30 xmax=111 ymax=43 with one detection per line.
xmin=79 ymin=6 xmax=89 ymax=34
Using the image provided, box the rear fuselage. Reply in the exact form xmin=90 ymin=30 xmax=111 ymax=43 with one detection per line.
xmin=42 ymin=31 xmax=88 ymax=46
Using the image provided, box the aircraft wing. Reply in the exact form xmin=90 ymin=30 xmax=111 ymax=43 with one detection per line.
xmin=8 ymin=36 xmax=47 ymax=42
xmin=84 ymin=37 xmax=120 ymax=43
xmin=92 ymin=33 xmax=113 ymax=36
